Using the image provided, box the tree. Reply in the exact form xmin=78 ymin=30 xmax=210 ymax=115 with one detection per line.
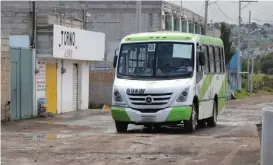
xmin=263 ymin=23 xmax=271 ymax=28
xmin=220 ymin=22 xmax=236 ymax=63
xmin=214 ymin=22 xmax=220 ymax=29
xmin=250 ymin=22 xmax=258 ymax=31
xmin=242 ymin=58 xmax=261 ymax=74
xmin=260 ymin=52 xmax=273 ymax=74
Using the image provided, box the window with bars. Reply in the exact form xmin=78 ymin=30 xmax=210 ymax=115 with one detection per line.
xmin=165 ymin=14 xmax=172 ymax=31
xmin=194 ymin=24 xmax=198 ymax=34
xmin=189 ymin=22 xmax=194 ymax=33
xmin=173 ymin=17 xmax=180 ymax=31
xmin=181 ymin=19 xmax=187 ymax=32
xmin=196 ymin=24 xmax=201 ymax=34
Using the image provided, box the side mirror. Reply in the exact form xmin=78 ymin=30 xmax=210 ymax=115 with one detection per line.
xmin=113 ymin=48 xmax=118 ymax=68
xmin=113 ymin=55 xmax=118 ymax=68
xmin=199 ymin=52 xmax=205 ymax=66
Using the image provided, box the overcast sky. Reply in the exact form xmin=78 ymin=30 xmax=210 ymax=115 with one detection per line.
xmin=170 ymin=0 xmax=273 ymax=25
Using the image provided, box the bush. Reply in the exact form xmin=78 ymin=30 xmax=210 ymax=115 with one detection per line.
xmin=235 ymin=90 xmax=251 ymax=99
xmin=262 ymin=87 xmax=273 ymax=93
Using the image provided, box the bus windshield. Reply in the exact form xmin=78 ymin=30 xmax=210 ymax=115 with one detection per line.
xmin=117 ymin=42 xmax=194 ymax=79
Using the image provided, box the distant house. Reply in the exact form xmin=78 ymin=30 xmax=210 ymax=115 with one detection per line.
xmin=268 ymin=44 xmax=273 ymax=53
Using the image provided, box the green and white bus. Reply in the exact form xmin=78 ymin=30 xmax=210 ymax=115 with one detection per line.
xmin=111 ymin=32 xmax=227 ymax=133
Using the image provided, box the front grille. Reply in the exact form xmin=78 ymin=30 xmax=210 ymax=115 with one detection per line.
xmin=132 ymin=108 xmax=163 ymax=113
xmin=127 ymin=93 xmax=173 ymax=106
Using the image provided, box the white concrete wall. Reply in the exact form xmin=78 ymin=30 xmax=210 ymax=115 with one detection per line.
xmin=57 ymin=59 xmax=89 ymax=114
xmin=79 ymin=61 xmax=89 ymax=110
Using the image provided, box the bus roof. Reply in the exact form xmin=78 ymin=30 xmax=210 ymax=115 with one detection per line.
xmin=122 ymin=31 xmax=223 ymax=46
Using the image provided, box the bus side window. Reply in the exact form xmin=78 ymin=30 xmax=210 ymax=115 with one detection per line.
xmin=202 ymin=45 xmax=210 ymax=74
xmin=219 ymin=47 xmax=222 ymax=72
xmin=215 ymin=47 xmax=221 ymax=73
xmin=208 ymin=46 xmax=215 ymax=73
xmin=196 ymin=48 xmax=203 ymax=82
xmin=220 ymin=48 xmax=226 ymax=73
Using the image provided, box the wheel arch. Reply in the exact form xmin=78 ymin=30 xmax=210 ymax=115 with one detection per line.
xmin=193 ymin=95 xmax=199 ymax=115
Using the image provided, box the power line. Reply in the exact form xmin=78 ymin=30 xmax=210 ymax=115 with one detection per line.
xmin=252 ymin=9 xmax=273 ymax=17
xmin=214 ymin=2 xmax=236 ymax=20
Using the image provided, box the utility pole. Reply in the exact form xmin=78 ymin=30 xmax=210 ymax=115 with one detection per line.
xmin=204 ymin=0 xmax=209 ymax=35
xmin=247 ymin=10 xmax=251 ymax=91
xmin=237 ymin=1 xmax=242 ymax=90
xmin=237 ymin=0 xmax=258 ymax=91
xmin=31 ymin=1 xmax=37 ymax=116
xmin=250 ymin=55 xmax=254 ymax=92
xmin=180 ymin=0 xmax=183 ymax=16
xmin=136 ymin=0 xmax=142 ymax=33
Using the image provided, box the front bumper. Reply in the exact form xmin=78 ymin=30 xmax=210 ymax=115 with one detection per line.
xmin=111 ymin=106 xmax=192 ymax=123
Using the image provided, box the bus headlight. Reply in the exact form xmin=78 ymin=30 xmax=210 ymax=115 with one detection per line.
xmin=113 ymin=89 xmax=124 ymax=102
xmin=176 ymin=87 xmax=190 ymax=102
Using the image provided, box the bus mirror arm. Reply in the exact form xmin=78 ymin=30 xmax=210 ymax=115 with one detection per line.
xmin=113 ymin=48 xmax=118 ymax=68
xmin=199 ymin=52 xmax=205 ymax=66
xmin=113 ymin=55 xmax=118 ymax=68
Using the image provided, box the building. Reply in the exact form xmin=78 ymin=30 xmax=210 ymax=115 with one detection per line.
xmin=1 ymin=26 xmax=11 ymax=121
xmin=1 ymin=1 xmax=208 ymax=61
xmin=36 ymin=22 xmax=105 ymax=115
xmin=1 ymin=1 xmax=218 ymax=112
xmin=1 ymin=3 xmax=105 ymax=120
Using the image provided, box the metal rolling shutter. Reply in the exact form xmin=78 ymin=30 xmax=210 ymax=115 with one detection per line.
xmin=72 ymin=64 xmax=78 ymax=111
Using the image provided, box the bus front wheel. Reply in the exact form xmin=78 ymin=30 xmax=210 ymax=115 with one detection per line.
xmin=115 ymin=121 xmax=128 ymax=133
xmin=184 ymin=104 xmax=198 ymax=133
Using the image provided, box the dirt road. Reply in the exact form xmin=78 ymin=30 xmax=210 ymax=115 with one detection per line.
xmin=2 ymin=95 xmax=273 ymax=165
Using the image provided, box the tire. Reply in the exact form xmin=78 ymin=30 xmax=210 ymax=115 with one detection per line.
xmin=207 ymin=100 xmax=217 ymax=127
xmin=184 ymin=104 xmax=198 ymax=133
xmin=198 ymin=119 xmax=206 ymax=128
xmin=154 ymin=125 xmax=162 ymax=131
xmin=115 ymin=121 xmax=128 ymax=133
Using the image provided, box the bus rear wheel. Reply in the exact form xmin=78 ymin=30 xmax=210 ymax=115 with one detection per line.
xmin=207 ymin=100 xmax=217 ymax=127
xmin=115 ymin=121 xmax=128 ymax=133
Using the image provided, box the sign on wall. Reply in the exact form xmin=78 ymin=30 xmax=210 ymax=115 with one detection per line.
xmin=53 ymin=24 xmax=105 ymax=61
xmin=36 ymin=60 xmax=46 ymax=92
xmin=90 ymin=66 xmax=110 ymax=71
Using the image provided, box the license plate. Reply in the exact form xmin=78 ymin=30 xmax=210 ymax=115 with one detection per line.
xmin=141 ymin=116 xmax=155 ymax=122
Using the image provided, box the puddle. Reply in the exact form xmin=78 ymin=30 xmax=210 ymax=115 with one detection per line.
xmin=22 ymin=132 xmax=94 ymax=141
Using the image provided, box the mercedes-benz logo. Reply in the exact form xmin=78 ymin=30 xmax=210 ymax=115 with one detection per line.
xmin=145 ymin=96 xmax=153 ymax=104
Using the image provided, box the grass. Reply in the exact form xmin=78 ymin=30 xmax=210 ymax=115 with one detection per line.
xmin=234 ymin=90 xmax=253 ymax=99
xmin=251 ymin=74 xmax=265 ymax=83
xmin=237 ymin=74 xmax=273 ymax=99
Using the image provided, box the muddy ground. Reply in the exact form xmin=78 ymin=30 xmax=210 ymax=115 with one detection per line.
xmin=2 ymin=95 xmax=273 ymax=165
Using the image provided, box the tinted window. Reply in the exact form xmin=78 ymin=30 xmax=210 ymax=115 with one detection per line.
xmin=202 ymin=45 xmax=210 ymax=74
xmin=215 ymin=47 xmax=221 ymax=73
xmin=208 ymin=46 xmax=215 ymax=73
xmin=220 ymin=48 xmax=225 ymax=72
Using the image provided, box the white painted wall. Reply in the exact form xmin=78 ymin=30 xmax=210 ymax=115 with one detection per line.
xmin=57 ymin=59 xmax=89 ymax=114
xmin=79 ymin=61 xmax=89 ymax=110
